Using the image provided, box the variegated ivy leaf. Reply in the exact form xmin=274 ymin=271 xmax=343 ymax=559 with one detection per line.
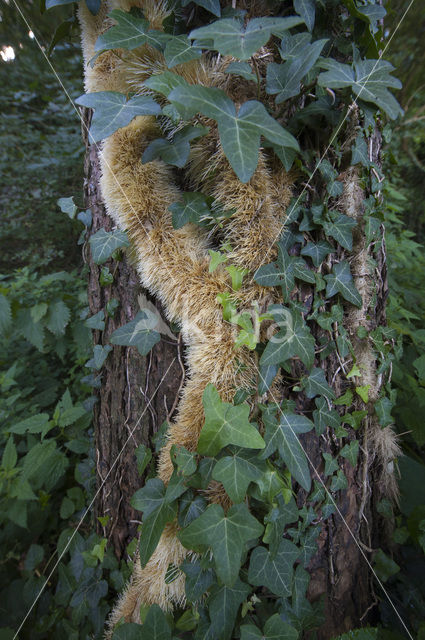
xmin=168 ymin=84 xmax=299 ymax=182
xmin=75 ymin=92 xmax=161 ymax=142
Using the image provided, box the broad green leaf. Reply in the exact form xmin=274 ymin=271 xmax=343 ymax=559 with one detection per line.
xmin=294 ymin=0 xmax=316 ymax=31
xmin=169 ymin=192 xmax=211 ymax=228
xmin=260 ymin=307 xmax=315 ymax=369
xmin=31 ymin=302 xmax=48 ymax=323
xmin=190 ymin=16 xmax=304 ymax=60
xmin=323 ymin=213 xmax=357 ymax=251
xmin=178 ymin=503 xmax=263 ymax=585
xmin=75 ymin=92 xmax=161 ymax=142
xmin=182 ymin=0 xmax=221 ymax=16
xmin=164 ymin=35 xmax=202 ymax=68
xmin=9 ymin=413 xmax=50 ymax=435
xmin=0 ymin=294 xmax=12 ymax=334
xmin=260 ymin=411 xmax=313 ymax=491
xmin=89 ymin=228 xmax=130 ymax=264
xmin=248 ymin=539 xmax=299 ymax=596
xmin=94 ymin=10 xmax=169 ymax=52
xmin=208 ymin=579 xmax=251 ymax=640
xmin=266 ymin=37 xmax=327 ymax=102
xmin=212 ymin=448 xmax=266 ymax=503
xmin=302 ymin=367 xmax=335 ymax=399
xmin=168 ymin=85 xmax=299 ymax=182
xmin=16 ymin=309 xmax=44 ymax=351
xmin=110 ymin=311 xmax=160 ymax=356
xmin=324 ymin=261 xmax=362 ymax=307
xmin=197 ymin=384 xmax=265 ymax=456
xmin=46 ymin=300 xmax=70 ymax=335
xmin=301 ymin=240 xmax=334 ymax=267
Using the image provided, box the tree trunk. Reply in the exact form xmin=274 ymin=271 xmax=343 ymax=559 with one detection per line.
xmin=82 ymin=110 xmax=182 ymax=558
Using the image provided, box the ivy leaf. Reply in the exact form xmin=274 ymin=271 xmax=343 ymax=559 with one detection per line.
xmin=260 ymin=411 xmax=313 ymax=491
xmin=168 ymin=85 xmax=299 ymax=182
xmin=301 ymin=240 xmax=334 ymax=267
xmin=164 ymin=35 xmax=202 ymax=68
xmin=313 ymin=396 xmax=341 ymax=435
xmin=208 ymin=579 xmax=251 ymax=640
xmin=178 ymin=503 xmax=263 ymax=585
xmin=75 ymin=92 xmax=161 ymax=142
xmin=241 ymin=615 xmax=298 ymax=640
xmin=340 ymin=440 xmax=359 ymax=466
xmin=263 ymin=495 xmax=299 ymax=556
xmin=294 ymin=0 xmax=316 ymax=31
xmin=324 ymin=261 xmax=362 ymax=307
xmin=169 ymin=192 xmax=211 ymax=228
xmin=197 ymin=384 xmax=265 ymax=456
xmin=86 ymin=344 xmax=112 ymax=369
xmin=212 ymin=448 xmax=267 ymax=503
xmin=110 ymin=311 xmax=161 ymax=355
xmin=260 ymin=307 xmax=315 ymax=369
xmin=144 ymin=71 xmax=188 ymax=97
xmin=143 ymin=125 xmax=209 ymax=169
xmin=89 ymin=228 xmax=130 ymax=264
xmin=301 ymin=368 xmax=335 ymax=400
xmin=85 ymin=310 xmax=105 ymax=331
xmin=181 ymin=559 xmax=215 ymax=601
xmin=131 ymin=479 xmax=177 ymax=567
xmin=323 ymin=213 xmax=357 ymax=251
xmin=254 ymin=247 xmax=313 ymax=299
xmin=190 ymin=16 xmax=304 ymax=60
xmin=94 ymin=9 xmax=169 ymax=52
xmin=266 ymin=37 xmax=327 ymax=102
xmin=248 ymin=539 xmax=300 ymax=596
xmin=182 ymin=0 xmax=221 ymax=16
xmin=225 ymin=61 xmax=256 ymax=81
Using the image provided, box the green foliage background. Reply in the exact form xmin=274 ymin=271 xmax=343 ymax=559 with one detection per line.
xmin=0 ymin=1 xmax=424 ymax=639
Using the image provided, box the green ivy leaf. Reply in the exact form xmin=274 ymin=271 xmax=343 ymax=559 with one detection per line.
xmin=94 ymin=10 xmax=168 ymax=52
xmin=323 ymin=452 xmax=339 ymax=476
xmin=260 ymin=411 xmax=313 ymax=491
xmin=323 ymin=213 xmax=357 ymax=251
xmin=330 ymin=469 xmax=348 ymax=492
xmin=313 ymin=396 xmax=341 ymax=435
xmin=182 ymin=0 xmax=221 ymax=16
xmin=212 ymin=448 xmax=267 ymax=503
xmin=294 ymin=0 xmax=316 ymax=31
xmin=86 ymin=344 xmax=112 ymax=369
xmin=260 ymin=307 xmax=315 ymax=369
xmin=324 ymin=261 xmax=362 ymax=307
xmin=241 ymin=614 xmax=298 ymax=640
xmin=340 ymin=440 xmax=359 ymax=466
xmin=302 ymin=367 xmax=335 ymax=400
xmin=248 ymin=538 xmax=299 ymax=596
xmin=190 ymin=16 xmax=304 ymax=60
xmin=375 ymin=396 xmax=393 ymax=427
xmin=110 ymin=311 xmax=160 ymax=356
xmin=208 ymin=579 xmax=251 ymax=640
xmin=84 ymin=310 xmax=105 ymax=331
xmin=225 ymin=61 xmax=256 ymax=81
xmin=178 ymin=503 xmax=263 ymax=585
xmin=169 ymin=192 xmax=211 ymax=228
xmin=164 ymin=35 xmax=202 ymax=68
xmin=168 ymin=85 xmax=299 ymax=182
xmin=89 ymin=228 xmax=130 ymax=264
xmin=263 ymin=495 xmax=298 ymax=556
xmin=75 ymin=92 xmax=161 ymax=142
xmin=143 ymin=125 xmax=208 ymax=168
xmin=181 ymin=559 xmax=215 ymax=601
xmin=300 ymin=240 xmax=334 ymax=267
xmin=197 ymin=384 xmax=265 ymax=456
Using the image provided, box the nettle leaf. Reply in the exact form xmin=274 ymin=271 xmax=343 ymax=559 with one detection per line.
xmin=241 ymin=615 xmax=298 ymax=640
xmin=46 ymin=300 xmax=70 ymax=335
xmin=182 ymin=0 xmax=221 ymax=16
xmin=324 ymin=261 xmax=362 ymax=307
xmin=110 ymin=310 xmax=160 ymax=355
xmin=266 ymin=36 xmax=327 ymax=102
xmin=301 ymin=240 xmax=334 ymax=267
xmin=197 ymin=384 xmax=265 ymax=456
xmin=190 ymin=16 xmax=304 ymax=60
xmin=323 ymin=213 xmax=357 ymax=251
xmin=75 ymin=92 xmax=161 ymax=142
xmin=164 ymin=35 xmax=202 ymax=68
xmin=248 ymin=538 xmax=300 ymax=596
xmin=169 ymin=192 xmax=211 ymax=228
xmin=260 ymin=307 xmax=315 ymax=369
xmin=178 ymin=503 xmax=263 ymax=585
xmin=94 ymin=9 xmax=168 ymax=52
xmin=9 ymin=413 xmax=50 ymax=435
xmin=212 ymin=448 xmax=267 ymax=503
xmin=302 ymin=367 xmax=335 ymax=400
xmin=168 ymin=85 xmax=299 ymax=182
xmin=0 ymin=293 xmax=12 ymax=334
xmin=132 ymin=479 xmax=177 ymax=567
xmin=208 ymin=579 xmax=251 ymax=640
xmin=260 ymin=411 xmax=314 ymax=491
xmin=143 ymin=125 xmax=209 ymax=168
xmin=89 ymin=228 xmax=130 ymax=264
xmin=294 ymin=0 xmax=316 ymax=31
xmin=317 ymin=58 xmax=402 ymax=120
